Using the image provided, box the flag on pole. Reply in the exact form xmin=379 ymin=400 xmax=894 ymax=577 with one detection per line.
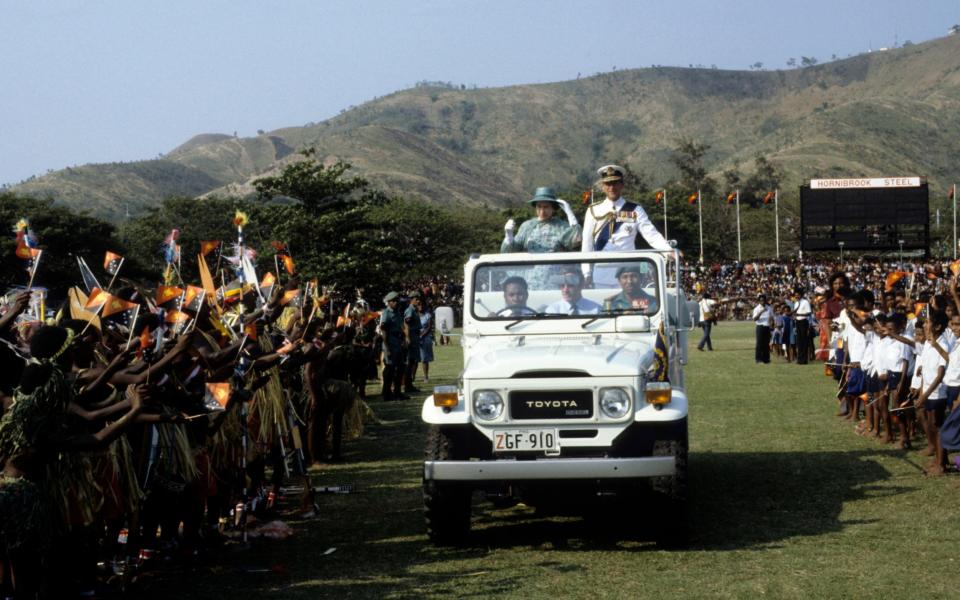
xmin=949 ymin=259 xmax=960 ymax=277
xmin=686 ymin=192 xmax=698 ymax=205
xmin=652 ymin=322 xmax=670 ymax=382
xmin=204 ymin=382 xmax=232 ymax=411
xmin=271 ymin=241 xmax=295 ymax=275
xmin=13 ymin=219 xmax=39 ymax=257
xmin=103 ymin=251 xmax=123 ymax=275
xmin=654 ymin=190 xmax=664 ymax=205
xmin=100 ymin=295 xmax=139 ymax=325
xmin=68 ymin=287 xmax=102 ymax=331
xmin=197 ymin=254 xmax=218 ymax=304
xmin=259 ymin=272 xmax=276 ymax=297
xmin=279 ymin=289 xmax=301 ymax=306
xmin=949 ymin=186 xmax=955 ymax=201
xmin=763 ymin=191 xmax=775 ymax=204
xmin=76 ymin=257 xmax=102 ymax=294
xmin=181 ymin=285 xmax=205 ymax=313
xmin=164 ymin=309 xmax=190 ymax=325
xmin=137 ymin=325 xmax=153 ymax=358
xmin=200 ymin=240 xmax=222 ymax=257
xmin=726 ymin=192 xmax=736 ymax=205
xmin=85 ymin=287 xmax=109 ymax=310
xmin=581 ymin=190 xmax=592 ymax=205
xmin=156 ymin=285 xmax=184 ymax=305
xmin=884 ymin=272 xmax=909 ymax=291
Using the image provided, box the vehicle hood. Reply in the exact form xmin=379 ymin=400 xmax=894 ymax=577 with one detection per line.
xmin=463 ymin=336 xmax=654 ymax=379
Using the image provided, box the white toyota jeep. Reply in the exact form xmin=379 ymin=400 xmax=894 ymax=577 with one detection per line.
xmin=422 ymin=249 xmax=693 ymax=547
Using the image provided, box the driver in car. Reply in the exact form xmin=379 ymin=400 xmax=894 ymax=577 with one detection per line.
xmin=604 ymin=264 xmax=658 ymax=313
xmin=495 ymin=276 xmax=537 ymax=316
xmin=545 ymin=268 xmax=601 ymax=315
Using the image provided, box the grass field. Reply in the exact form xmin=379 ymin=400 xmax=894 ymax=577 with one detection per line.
xmin=140 ymin=323 xmax=960 ymax=599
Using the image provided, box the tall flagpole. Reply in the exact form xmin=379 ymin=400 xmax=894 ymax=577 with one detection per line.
xmin=736 ymin=189 xmax=742 ymax=262
xmin=775 ymin=188 xmax=781 ymax=260
xmin=697 ymin=188 xmax=703 ymax=264
xmin=953 ymin=183 xmax=957 ymax=260
xmin=662 ymin=189 xmax=668 ymax=240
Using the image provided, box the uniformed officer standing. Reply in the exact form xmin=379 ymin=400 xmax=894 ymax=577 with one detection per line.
xmin=379 ymin=291 xmax=407 ymax=400
xmin=582 ymin=164 xmax=672 ymax=286
xmin=403 ymin=292 xmax=422 ymax=393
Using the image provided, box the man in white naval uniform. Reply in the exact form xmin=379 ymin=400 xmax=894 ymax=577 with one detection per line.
xmin=582 ymin=164 xmax=672 ymax=287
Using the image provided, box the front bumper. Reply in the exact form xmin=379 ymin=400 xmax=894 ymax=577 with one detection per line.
xmin=423 ymin=456 xmax=675 ymax=481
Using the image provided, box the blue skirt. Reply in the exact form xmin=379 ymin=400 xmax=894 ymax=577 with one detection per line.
xmin=420 ymin=335 xmax=434 ymax=363
xmin=940 ymin=403 xmax=960 ymax=451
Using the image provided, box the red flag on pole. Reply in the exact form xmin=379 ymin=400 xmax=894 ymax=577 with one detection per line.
xmin=763 ymin=191 xmax=775 ymax=204
xmin=686 ymin=192 xmax=698 ymax=205
xmin=654 ymin=190 xmax=664 ymax=205
xmin=726 ymin=192 xmax=736 ymax=204
xmin=103 ymin=251 xmax=123 ymax=275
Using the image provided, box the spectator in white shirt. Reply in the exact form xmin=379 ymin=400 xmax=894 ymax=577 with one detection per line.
xmin=752 ymin=294 xmax=774 ymax=364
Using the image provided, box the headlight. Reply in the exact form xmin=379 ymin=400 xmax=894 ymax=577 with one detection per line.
xmin=473 ymin=390 xmax=504 ymax=420
xmin=599 ymin=388 xmax=631 ymax=418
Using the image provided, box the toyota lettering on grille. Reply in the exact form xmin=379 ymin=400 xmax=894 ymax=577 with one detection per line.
xmin=526 ymin=400 xmax=580 ymax=408
xmin=510 ymin=390 xmax=594 ymax=419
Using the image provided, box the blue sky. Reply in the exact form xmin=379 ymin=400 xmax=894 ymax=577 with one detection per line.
xmin=1 ymin=0 xmax=957 ymax=185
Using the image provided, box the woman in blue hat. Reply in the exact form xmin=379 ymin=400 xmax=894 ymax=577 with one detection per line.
xmin=501 ymin=187 xmax=581 ymax=253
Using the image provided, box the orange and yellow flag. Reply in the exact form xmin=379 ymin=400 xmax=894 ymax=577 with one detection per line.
xmin=156 ymin=285 xmax=184 ymax=305
xmin=205 ymin=382 xmax=231 ymax=409
xmin=199 ymin=240 xmax=221 ymax=257
xmin=884 ymin=272 xmax=908 ymax=291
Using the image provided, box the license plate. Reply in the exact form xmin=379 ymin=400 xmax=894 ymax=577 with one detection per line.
xmin=493 ymin=429 xmax=558 ymax=452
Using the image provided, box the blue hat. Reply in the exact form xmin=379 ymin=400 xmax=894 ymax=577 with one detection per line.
xmin=528 ymin=187 xmax=558 ymax=205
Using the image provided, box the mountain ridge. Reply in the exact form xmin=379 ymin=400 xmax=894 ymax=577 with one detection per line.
xmin=12 ymin=34 xmax=960 ymax=221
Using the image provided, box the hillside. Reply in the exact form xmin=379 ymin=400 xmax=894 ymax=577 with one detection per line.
xmin=12 ymin=34 xmax=960 ymax=221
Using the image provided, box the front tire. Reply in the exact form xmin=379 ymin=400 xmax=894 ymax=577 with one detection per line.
xmin=651 ymin=421 xmax=688 ymax=549
xmin=423 ymin=426 xmax=472 ymax=545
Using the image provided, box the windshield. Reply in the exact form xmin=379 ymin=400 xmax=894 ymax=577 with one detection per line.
xmin=471 ymin=258 xmax=660 ymax=320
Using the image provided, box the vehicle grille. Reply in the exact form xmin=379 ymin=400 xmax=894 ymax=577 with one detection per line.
xmin=509 ymin=390 xmax=593 ymax=419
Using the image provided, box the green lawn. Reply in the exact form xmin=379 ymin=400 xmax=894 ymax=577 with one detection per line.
xmin=139 ymin=323 xmax=960 ymax=599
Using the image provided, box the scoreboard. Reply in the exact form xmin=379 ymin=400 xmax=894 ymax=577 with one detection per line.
xmin=800 ymin=177 xmax=928 ymax=254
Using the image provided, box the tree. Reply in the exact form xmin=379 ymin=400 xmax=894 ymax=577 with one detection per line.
xmin=750 ymin=62 xmax=763 ymax=71
xmin=252 ymin=148 xmax=370 ymax=216
xmin=800 ymin=56 xmax=818 ymax=67
xmin=0 ymin=193 xmax=120 ymax=299
xmin=786 ymin=58 xmax=796 ymax=68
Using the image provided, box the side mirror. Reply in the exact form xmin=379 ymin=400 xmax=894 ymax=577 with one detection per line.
xmin=615 ymin=315 xmax=651 ymax=333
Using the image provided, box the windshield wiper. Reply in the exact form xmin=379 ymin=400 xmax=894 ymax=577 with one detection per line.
xmin=581 ymin=314 xmax=612 ymax=329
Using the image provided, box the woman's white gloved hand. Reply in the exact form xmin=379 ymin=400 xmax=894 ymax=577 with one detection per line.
xmin=555 ymin=199 xmax=578 ymax=227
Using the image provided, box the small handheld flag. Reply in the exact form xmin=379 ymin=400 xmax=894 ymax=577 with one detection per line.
xmin=204 ymin=382 xmax=232 ymax=411
xmin=652 ymin=322 xmax=670 ymax=382
xmin=279 ymin=289 xmax=301 ymax=307
xmin=200 ymin=240 xmax=222 ymax=257
xmin=156 ymin=285 xmax=184 ymax=305
xmin=103 ymin=251 xmax=123 ymax=275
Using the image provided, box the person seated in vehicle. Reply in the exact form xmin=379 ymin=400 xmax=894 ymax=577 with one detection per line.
xmin=494 ymin=276 xmax=537 ymax=316
xmin=501 ymin=187 xmax=581 ymax=253
xmin=604 ymin=265 xmax=658 ymax=314
xmin=545 ymin=268 xmax=601 ymax=315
